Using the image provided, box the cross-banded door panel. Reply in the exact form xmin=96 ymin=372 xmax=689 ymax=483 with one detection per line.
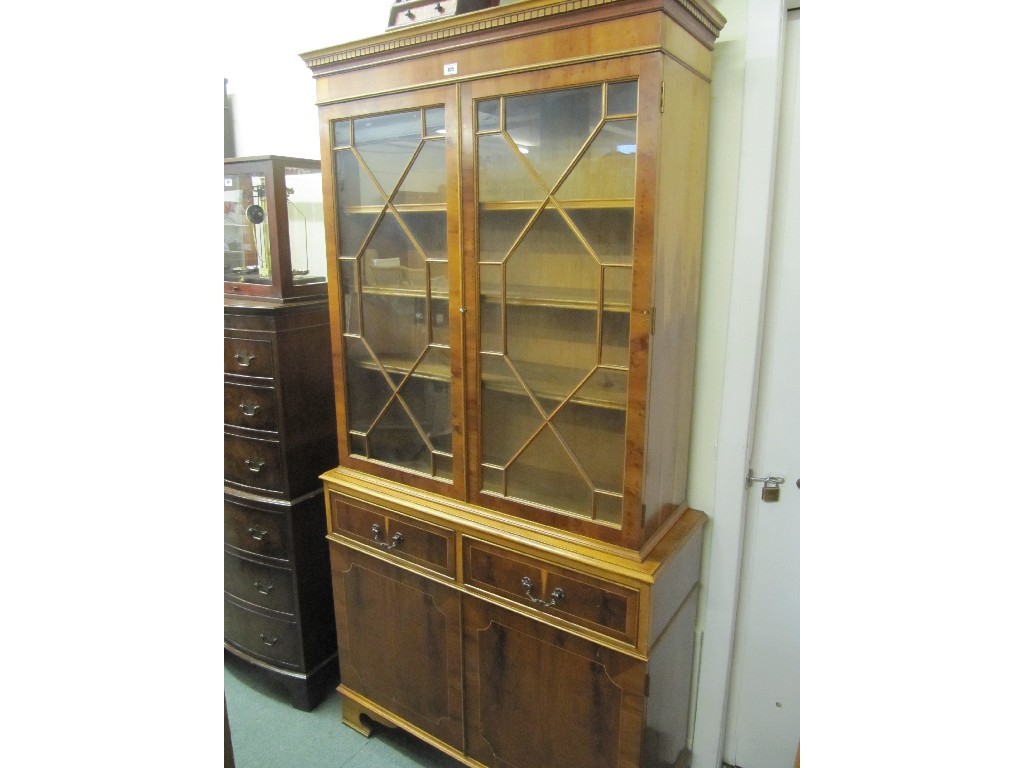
xmin=473 ymin=79 xmax=639 ymax=528
xmin=332 ymin=103 xmax=457 ymax=485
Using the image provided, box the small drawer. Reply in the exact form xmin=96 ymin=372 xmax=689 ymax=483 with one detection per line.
xmin=462 ymin=538 xmax=639 ymax=646
xmin=224 ymin=497 xmax=289 ymax=560
xmin=225 ymin=434 xmax=285 ymax=493
xmin=224 ymin=596 xmax=300 ymax=667
xmin=224 ymin=336 xmax=274 ymax=378
xmin=329 ymin=493 xmax=455 ymax=578
xmin=224 ymin=552 xmax=296 ymax=615
xmin=224 ymin=381 xmax=279 ymax=431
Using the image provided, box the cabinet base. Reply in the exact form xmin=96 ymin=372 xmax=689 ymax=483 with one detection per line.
xmin=224 ymin=644 xmax=339 ymax=711
xmin=340 ymin=691 xmax=400 ymax=736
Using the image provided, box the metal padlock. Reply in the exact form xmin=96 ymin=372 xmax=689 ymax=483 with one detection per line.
xmin=747 ymin=470 xmax=785 ymax=502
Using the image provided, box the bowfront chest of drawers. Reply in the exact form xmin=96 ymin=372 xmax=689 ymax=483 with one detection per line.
xmin=223 ymin=299 xmax=339 ymax=710
xmin=302 ymin=0 xmax=724 ymax=763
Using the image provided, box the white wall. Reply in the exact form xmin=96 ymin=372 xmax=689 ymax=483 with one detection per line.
xmin=224 ymin=5 xmax=386 ymax=158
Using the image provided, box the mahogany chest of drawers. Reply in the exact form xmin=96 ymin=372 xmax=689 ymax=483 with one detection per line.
xmin=223 ymin=299 xmax=339 ymax=710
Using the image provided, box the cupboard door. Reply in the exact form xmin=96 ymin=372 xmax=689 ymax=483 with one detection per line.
xmin=463 ymin=596 xmax=647 ymax=768
xmin=329 ymin=543 xmax=464 ymax=750
xmin=325 ymin=88 xmax=464 ymax=496
xmin=463 ymin=60 xmax=658 ymax=545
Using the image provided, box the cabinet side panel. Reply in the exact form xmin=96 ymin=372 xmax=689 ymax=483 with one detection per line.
xmin=642 ymin=58 xmax=712 ymax=540
xmin=644 ymin=590 xmax=699 ymax=768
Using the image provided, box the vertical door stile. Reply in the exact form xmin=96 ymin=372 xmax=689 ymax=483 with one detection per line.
xmin=460 ymin=80 xmax=483 ymax=503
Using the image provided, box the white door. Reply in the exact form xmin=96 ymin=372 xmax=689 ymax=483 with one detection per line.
xmin=723 ymin=7 xmax=800 ymax=768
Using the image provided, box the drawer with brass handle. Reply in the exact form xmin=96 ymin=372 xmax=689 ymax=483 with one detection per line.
xmin=462 ymin=537 xmax=640 ymax=646
xmin=224 ymin=336 xmax=274 ymax=378
xmin=224 ymin=382 xmax=278 ymax=431
xmin=224 ymin=596 xmax=300 ymax=667
xmin=328 ymin=492 xmax=455 ymax=578
xmin=224 ymin=497 xmax=290 ymax=560
xmin=224 ymin=434 xmax=285 ymax=493
xmin=224 ymin=551 xmax=296 ymax=615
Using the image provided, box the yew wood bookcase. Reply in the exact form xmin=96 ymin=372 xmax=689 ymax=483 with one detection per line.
xmin=301 ymin=0 xmax=724 ymax=764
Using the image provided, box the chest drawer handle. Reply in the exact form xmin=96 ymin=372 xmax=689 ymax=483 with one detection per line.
xmin=254 ymin=580 xmax=274 ymax=595
xmin=259 ymin=633 xmax=278 ymax=647
xmin=248 ymin=524 xmax=268 ymax=541
xmin=521 ymin=577 xmax=565 ymax=610
xmin=244 ymin=458 xmax=265 ymax=473
xmin=370 ymin=523 xmax=404 ymax=551
xmin=234 ymin=351 xmax=256 ymax=368
xmin=239 ymin=402 xmax=261 ymax=417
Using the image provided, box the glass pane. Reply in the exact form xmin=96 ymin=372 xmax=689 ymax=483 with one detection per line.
xmin=402 ymin=211 xmax=447 ymax=263
xmin=506 ymin=305 xmax=595 ymax=411
xmin=428 ymin=263 xmax=450 ymax=345
xmin=353 ymin=111 xmax=423 ymax=199
xmin=566 ymin=208 xmax=634 ymax=266
xmin=594 ymin=492 xmax=623 ymax=525
xmin=552 ymin=371 xmax=627 ymax=495
xmin=360 ymin=293 xmax=428 ymax=371
xmin=333 ymin=119 xmax=351 ymax=148
xmin=340 ymin=259 xmax=360 ymax=335
xmin=474 ymin=81 xmax=642 ymax=525
xmin=479 ymin=208 xmax=534 ymax=263
xmin=335 ymin=106 xmax=453 ymax=483
xmin=606 ymin=80 xmax=638 ymax=116
xmin=505 ymin=207 xmax=600 ymax=303
xmin=477 ymin=99 xmax=500 ymax=132
xmin=402 ymin=346 xmax=452 ymax=447
xmin=345 ymin=339 xmax=393 ymax=436
xmin=507 ymin=425 xmax=591 ymax=516
xmin=477 ymin=134 xmax=544 ymax=204
xmin=224 ymin=173 xmax=271 ymax=283
xmin=482 ymin=464 xmax=504 ymax=495
xmin=362 ymin=210 xmax=421 ymax=284
xmin=505 ymin=85 xmax=603 ymax=190
xmin=480 ymin=355 xmax=543 ymax=467
xmin=368 ymin=399 xmax=431 ymax=473
xmin=557 ymin=119 xmax=637 ymax=202
xmin=425 ymin=107 xmax=445 ymax=136
xmin=335 ymin=150 xmax=380 ymax=257
xmin=284 ymin=167 xmax=327 ymax=285
xmin=394 ymin=140 xmax=447 ymax=206
xmin=601 ymin=308 xmax=630 ymax=368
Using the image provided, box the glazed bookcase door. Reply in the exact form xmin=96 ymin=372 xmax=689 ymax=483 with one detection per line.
xmin=322 ymin=88 xmax=466 ymax=498
xmin=462 ymin=59 xmax=659 ymax=548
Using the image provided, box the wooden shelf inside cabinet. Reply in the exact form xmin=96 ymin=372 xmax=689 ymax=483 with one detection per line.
xmin=480 ymin=283 xmax=631 ymax=312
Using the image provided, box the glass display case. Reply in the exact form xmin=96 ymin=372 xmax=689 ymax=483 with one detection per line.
xmin=224 ymin=156 xmax=327 ymax=301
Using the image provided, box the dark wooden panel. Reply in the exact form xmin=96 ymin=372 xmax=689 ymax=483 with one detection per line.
xmin=330 ymin=543 xmax=464 ymax=750
xmin=463 ymin=596 xmax=646 ymax=768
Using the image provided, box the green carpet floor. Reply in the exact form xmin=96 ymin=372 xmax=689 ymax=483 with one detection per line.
xmin=224 ymin=654 xmax=463 ymax=768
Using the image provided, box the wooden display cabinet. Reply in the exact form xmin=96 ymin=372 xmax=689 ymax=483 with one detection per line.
xmin=224 ymin=156 xmax=329 ymax=301
xmin=302 ymin=0 xmax=724 ymax=763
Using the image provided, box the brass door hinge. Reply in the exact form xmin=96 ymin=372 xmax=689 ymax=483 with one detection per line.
xmin=660 ymin=81 xmax=666 ymax=113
